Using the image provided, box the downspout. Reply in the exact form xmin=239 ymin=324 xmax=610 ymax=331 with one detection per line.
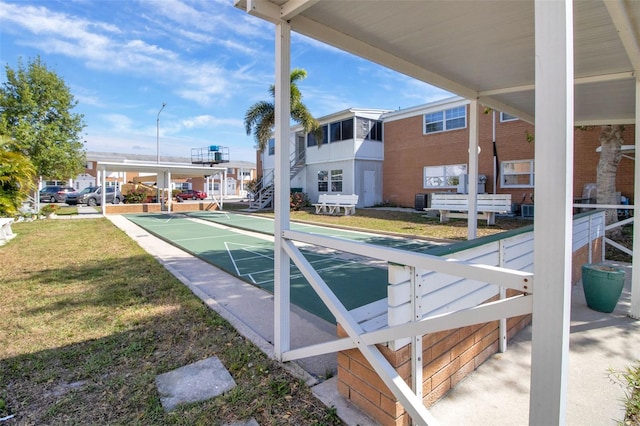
xmin=493 ymin=110 xmax=497 ymax=194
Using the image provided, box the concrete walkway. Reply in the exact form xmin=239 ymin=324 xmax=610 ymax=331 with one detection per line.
xmin=107 ymin=214 xmax=639 ymax=425
xmin=429 ymin=262 xmax=639 ymax=425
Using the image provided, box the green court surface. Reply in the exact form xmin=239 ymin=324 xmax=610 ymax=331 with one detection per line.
xmin=125 ymin=211 xmax=444 ymax=324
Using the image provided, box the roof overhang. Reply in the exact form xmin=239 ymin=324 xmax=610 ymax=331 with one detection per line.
xmin=235 ymin=0 xmax=639 ymax=126
xmin=97 ymin=161 xmax=227 ymax=179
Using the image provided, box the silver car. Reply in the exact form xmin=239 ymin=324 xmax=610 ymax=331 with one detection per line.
xmin=85 ymin=187 xmax=123 ymax=206
xmin=39 ymin=185 xmax=75 ymax=203
xmin=65 ymin=186 xmax=98 ymax=205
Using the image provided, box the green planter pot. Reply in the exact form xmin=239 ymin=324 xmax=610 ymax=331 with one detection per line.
xmin=581 ymin=263 xmax=625 ymax=313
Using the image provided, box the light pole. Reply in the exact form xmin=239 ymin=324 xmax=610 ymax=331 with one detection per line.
xmin=156 ymin=102 xmax=166 ymax=164
xmin=156 ymin=102 xmax=166 ymax=209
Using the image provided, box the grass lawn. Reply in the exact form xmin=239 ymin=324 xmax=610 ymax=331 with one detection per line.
xmin=0 ymin=219 xmax=343 ymax=425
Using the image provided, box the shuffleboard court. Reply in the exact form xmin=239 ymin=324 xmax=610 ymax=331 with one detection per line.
xmin=125 ymin=212 xmax=411 ymax=323
xmin=185 ymin=210 xmax=446 ymax=254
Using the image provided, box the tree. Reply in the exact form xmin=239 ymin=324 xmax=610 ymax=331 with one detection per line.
xmin=244 ymin=68 xmax=322 ymax=152
xmin=0 ymin=56 xmax=86 ymax=180
xmin=0 ymin=135 xmax=36 ymax=216
xmin=596 ymin=125 xmax=624 ymax=230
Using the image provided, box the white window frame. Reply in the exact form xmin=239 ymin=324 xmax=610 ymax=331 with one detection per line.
xmin=423 ymin=164 xmax=467 ymax=189
xmin=424 ymin=106 xmax=467 ymax=134
xmin=330 ymin=169 xmax=343 ymax=192
xmin=500 ymin=112 xmax=518 ymax=122
xmin=501 ymin=159 xmax=535 ymax=188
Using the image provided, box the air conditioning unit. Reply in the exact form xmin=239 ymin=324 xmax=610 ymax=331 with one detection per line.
xmin=521 ymin=204 xmax=534 ymax=218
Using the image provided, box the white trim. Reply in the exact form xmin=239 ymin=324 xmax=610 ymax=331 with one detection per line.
xmin=273 ymin=21 xmax=292 ymax=359
xmin=631 ymin=77 xmax=640 ymax=319
xmin=382 ymin=96 xmax=468 ymax=122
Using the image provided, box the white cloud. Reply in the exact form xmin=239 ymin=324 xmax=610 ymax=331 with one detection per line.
xmin=181 ymin=115 xmax=243 ymax=129
xmin=0 ymin=1 xmax=253 ymax=106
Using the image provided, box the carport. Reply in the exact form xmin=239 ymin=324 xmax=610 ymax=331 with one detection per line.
xmin=96 ymin=161 xmax=227 ymax=215
xmin=234 ymin=1 xmax=639 ymax=425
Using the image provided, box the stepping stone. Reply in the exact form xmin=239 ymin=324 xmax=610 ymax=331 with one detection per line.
xmin=156 ymin=356 xmax=236 ymax=411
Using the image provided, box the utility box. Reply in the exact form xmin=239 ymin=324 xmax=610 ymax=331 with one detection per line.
xmin=456 ymin=174 xmax=487 ymax=194
xmin=415 ymin=193 xmax=431 ymax=211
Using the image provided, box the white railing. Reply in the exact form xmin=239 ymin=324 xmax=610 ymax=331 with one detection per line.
xmin=278 ymin=209 xmax=605 ymax=423
xmin=573 ymin=203 xmax=634 ymax=257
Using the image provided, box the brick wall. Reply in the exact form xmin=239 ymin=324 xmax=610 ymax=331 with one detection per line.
xmin=337 ymin=300 xmax=531 ymax=426
xmin=105 ymin=202 xmax=218 ymax=214
xmin=383 ymin=108 xmax=636 ymax=208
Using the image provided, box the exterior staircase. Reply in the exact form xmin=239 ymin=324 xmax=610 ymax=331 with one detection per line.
xmin=247 ymin=150 xmax=305 ymax=211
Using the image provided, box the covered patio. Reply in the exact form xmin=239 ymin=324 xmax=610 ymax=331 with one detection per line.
xmin=235 ymin=1 xmax=639 ymax=425
xmin=95 ymin=161 xmax=227 ymax=214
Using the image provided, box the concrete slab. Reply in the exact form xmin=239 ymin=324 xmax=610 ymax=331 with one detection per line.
xmin=312 ymin=377 xmax=377 ymax=425
xmin=222 ymin=420 xmax=260 ymax=426
xmin=155 ymin=357 xmax=236 ymax=411
xmin=429 ymin=261 xmax=640 ymax=425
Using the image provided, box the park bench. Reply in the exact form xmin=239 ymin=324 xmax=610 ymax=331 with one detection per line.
xmin=313 ymin=194 xmax=359 ymax=216
xmin=0 ymin=218 xmax=16 ymax=246
xmin=425 ymin=193 xmax=512 ymax=225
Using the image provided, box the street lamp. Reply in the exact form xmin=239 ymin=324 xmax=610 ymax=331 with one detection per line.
xmin=157 ymin=102 xmax=166 ymax=164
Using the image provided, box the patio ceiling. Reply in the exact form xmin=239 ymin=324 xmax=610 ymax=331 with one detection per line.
xmin=235 ymin=0 xmax=639 ymax=125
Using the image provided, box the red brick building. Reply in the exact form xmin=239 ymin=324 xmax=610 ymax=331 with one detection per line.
xmin=382 ymin=97 xmax=635 ymax=210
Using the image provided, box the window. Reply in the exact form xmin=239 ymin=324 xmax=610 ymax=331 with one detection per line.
xmin=356 ymin=118 xmax=383 ymax=141
xmin=424 ymin=106 xmax=466 ymax=134
xmin=227 ymin=168 xmax=235 ymax=174
xmin=501 ymin=160 xmax=534 ymax=187
xmin=317 ymin=170 xmax=328 ymax=192
xmin=423 ymin=164 xmax=467 ymax=188
xmin=268 ymin=138 xmax=275 ymax=156
xmin=330 ymin=122 xmax=342 ymax=142
xmin=341 ymin=119 xmax=353 ymax=140
xmin=331 ymin=169 xmax=343 ymax=192
xmin=370 ymin=120 xmax=383 ymax=141
xmin=329 ymin=119 xmax=354 ymax=143
xmin=307 ymin=124 xmax=328 ymax=147
xmin=500 ymin=112 xmax=518 ymax=122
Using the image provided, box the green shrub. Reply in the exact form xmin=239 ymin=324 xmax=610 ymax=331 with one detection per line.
xmin=290 ymin=192 xmax=308 ymax=210
xmin=123 ymin=187 xmax=147 ymax=204
xmin=609 ymin=361 xmax=640 ymax=425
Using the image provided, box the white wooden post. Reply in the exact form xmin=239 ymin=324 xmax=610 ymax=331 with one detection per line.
xmin=167 ymin=171 xmax=172 ymax=212
xmin=499 ymin=239 xmax=507 ymax=353
xmin=274 ymin=21 xmax=292 ymax=359
xmin=631 ymin=77 xmax=640 ymax=319
xmin=410 ymin=267 xmax=423 ymax=401
xmin=529 ymin=1 xmax=574 ymax=424
xmin=467 ymin=100 xmax=479 ymax=240
xmin=101 ymin=167 xmax=107 ymax=216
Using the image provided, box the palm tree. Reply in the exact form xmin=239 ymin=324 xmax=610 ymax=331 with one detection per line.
xmin=244 ymin=68 xmax=322 ymax=152
xmin=0 ymin=135 xmax=36 ymax=216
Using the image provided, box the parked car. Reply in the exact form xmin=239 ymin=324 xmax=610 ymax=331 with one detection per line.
xmin=64 ymin=186 xmax=99 ymax=205
xmin=175 ymin=189 xmax=207 ymax=201
xmin=84 ymin=187 xmax=123 ymax=206
xmin=39 ymin=186 xmax=75 ymax=203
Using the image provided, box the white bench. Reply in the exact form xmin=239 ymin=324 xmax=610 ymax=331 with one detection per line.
xmin=0 ymin=218 xmax=16 ymax=245
xmin=313 ymin=194 xmax=359 ymax=216
xmin=425 ymin=193 xmax=512 ymax=225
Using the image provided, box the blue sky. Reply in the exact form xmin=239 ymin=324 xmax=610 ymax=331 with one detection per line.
xmin=0 ymin=0 xmax=451 ymax=163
